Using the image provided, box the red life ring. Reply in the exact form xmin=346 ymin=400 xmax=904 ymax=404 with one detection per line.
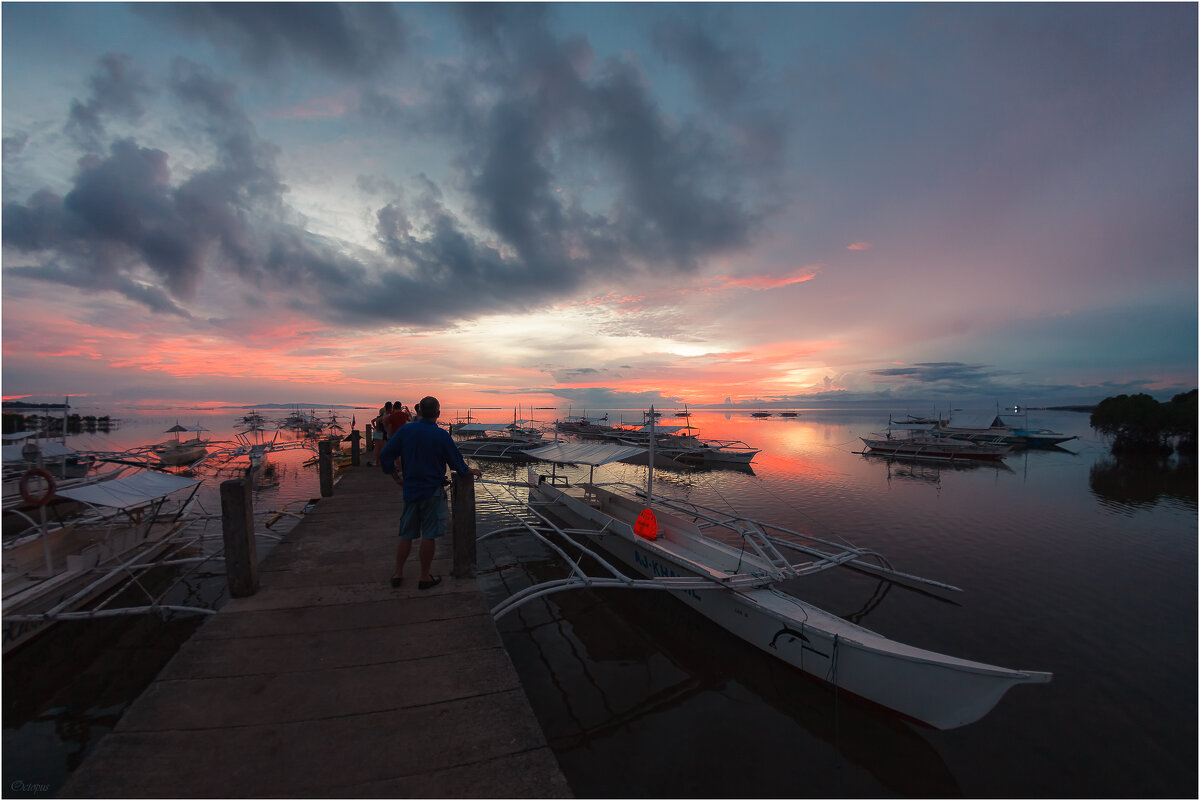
xmin=19 ymin=467 xmax=56 ymax=507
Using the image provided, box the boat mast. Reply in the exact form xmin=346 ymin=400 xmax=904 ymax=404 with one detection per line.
xmin=646 ymin=406 xmax=656 ymax=501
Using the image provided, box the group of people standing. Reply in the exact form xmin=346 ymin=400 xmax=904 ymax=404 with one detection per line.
xmin=366 ymin=400 xmax=412 ymax=460
xmin=367 ymin=395 xmax=482 ymax=591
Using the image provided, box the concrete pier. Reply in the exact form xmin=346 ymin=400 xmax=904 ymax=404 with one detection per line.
xmin=60 ymin=462 xmax=571 ymax=798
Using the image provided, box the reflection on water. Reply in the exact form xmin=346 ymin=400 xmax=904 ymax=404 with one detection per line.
xmin=6 ymin=406 xmax=1197 ymax=798
xmin=3 ymin=405 xmax=334 ymax=794
xmin=1089 ymin=454 xmax=1198 ymax=513
xmin=479 ymin=530 xmax=962 ymax=798
xmin=479 ymin=408 xmax=1196 ymax=798
xmin=3 ymin=611 xmax=203 ymax=796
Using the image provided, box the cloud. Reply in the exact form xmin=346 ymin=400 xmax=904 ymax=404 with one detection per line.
xmin=652 ymin=12 xmax=759 ymax=108
xmin=368 ymin=6 xmax=771 ymax=274
xmin=65 ymin=53 xmax=152 ymax=151
xmin=537 ymin=385 xmax=682 ymax=410
xmin=847 ymin=242 xmax=872 ymax=251
xmin=7 ymin=10 xmax=790 ymax=331
xmin=868 ymin=362 xmax=1007 ymax=384
xmin=547 ymin=367 xmax=604 ymax=383
xmin=136 ymin=3 xmax=409 ymax=78
xmin=711 ymin=267 xmax=818 ymax=291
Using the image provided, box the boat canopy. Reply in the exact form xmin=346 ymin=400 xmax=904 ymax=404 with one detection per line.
xmin=457 ymin=423 xmax=515 ymax=433
xmin=524 ymin=442 xmax=646 ymax=467
xmin=944 ymin=412 xmax=1003 ymax=430
xmin=164 ymin=424 xmax=209 ymax=434
xmin=2 ymin=441 xmax=77 ymax=462
xmin=56 ymin=471 xmax=198 ymax=509
xmin=2 ymin=431 xmax=42 ymax=442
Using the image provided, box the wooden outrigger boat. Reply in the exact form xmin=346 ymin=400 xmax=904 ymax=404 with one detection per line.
xmin=860 ymin=427 xmax=1011 ymax=461
xmin=3 ymin=471 xmax=203 ymax=653
xmin=488 ymin=412 xmax=1051 ymax=729
xmin=453 ymin=423 xmax=545 ymax=461
xmin=154 ymin=423 xmax=210 ymax=466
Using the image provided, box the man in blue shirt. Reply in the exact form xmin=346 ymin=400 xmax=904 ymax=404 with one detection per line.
xmin=379 ymin=396 xmax=481 ymax=589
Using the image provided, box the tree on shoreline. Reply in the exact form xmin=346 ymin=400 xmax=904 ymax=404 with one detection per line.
xmin=1090 ymin=391 xmax=1197 ymax=455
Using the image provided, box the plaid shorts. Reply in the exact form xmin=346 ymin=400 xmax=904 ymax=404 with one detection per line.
xmin=398 ymin=490 xmax=447 ymax=540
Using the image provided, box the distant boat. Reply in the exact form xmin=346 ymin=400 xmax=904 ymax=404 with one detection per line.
xmin=779 ymin=411 xmax=798 ymax=417
xmin=153 ymin=423 xmax=209 ymax=467
xmin=860 ymin=428 xmax=1011 ymax=461
xmin=937 ymin=412 xmax=1077 ymax=449
xmin=453 ymin=424 xmax=544 ymax=461
xmin=751 ymin=412 xmax=772 ymax=418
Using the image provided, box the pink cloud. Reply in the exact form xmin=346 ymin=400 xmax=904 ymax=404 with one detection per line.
xmin=714 ymin=267 xmax=818 ymax=291
xmin=847 ymin=242 xmax=872 ymax=251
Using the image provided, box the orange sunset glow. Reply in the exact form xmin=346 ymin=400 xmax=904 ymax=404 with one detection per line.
xmin=1 ymin=4 xmax=1192 ymax=410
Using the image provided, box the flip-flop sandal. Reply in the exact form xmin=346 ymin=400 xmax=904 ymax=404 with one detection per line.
xmin=418 ymin=576 xmax=442 ymax=590
xmin=390 ymin=577 xmax=403 ymax=588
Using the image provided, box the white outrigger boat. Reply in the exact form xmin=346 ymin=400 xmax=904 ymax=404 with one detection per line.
xmin=453 ymin=423 xmax=545 ymax=462
xmin=487 ymin=411 xmax=1051 ymax=730
xmin=3 ymin=470 xmax=205 ymax=653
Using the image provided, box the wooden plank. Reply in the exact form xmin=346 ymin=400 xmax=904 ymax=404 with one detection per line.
xmin=59 ymin=464 xmax=572 ymax=798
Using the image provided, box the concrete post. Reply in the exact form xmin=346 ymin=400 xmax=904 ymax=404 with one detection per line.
xmin=220 ymin=477 xmax=259 ymax=597
xmin=350 ymin=429 xmax=361 ymax=466
xmin=450 ymin=471 xmax=476 ymax=579
xmin=318 ymin=439 xmax=333 ymax=497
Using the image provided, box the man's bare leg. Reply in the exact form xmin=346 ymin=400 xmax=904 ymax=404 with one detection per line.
xmin=418 ymin=538 xmax=436 ymax=583
xmin=394 ymin=539 xmax=413 ymax=582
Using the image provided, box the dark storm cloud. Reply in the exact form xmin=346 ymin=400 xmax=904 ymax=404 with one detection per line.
xmin=7 ymin=258 xmax=190 ymax=317
xmin=5 ymin=9 xmax=783 ymax=327
xmin=65 ymin=53 xmax=152 ymax=151
xmin=2 ymin=56 xmax=288 ymax=311
xmin=2 ymin=133 xmax=28 ymax=160
xmin=868 ymin=363 xmax=1004 ymax=383
xmin=651 ymin=13 xmax=759 ymax=108
xmin=136 ymin=3 xmax=408 ymax=78
xmin=3 ymin=139 xmax=205 ymax=307
xmin=360 ymin=4 xmax=771 ymax=295
xmin=349 ymin=6 xmax=778 ymax=325
xmin=548 ymin=367 xmax=602 ymax=382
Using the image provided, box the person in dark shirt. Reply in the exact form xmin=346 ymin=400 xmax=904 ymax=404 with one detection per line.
xmin=379 ymin=396 xmax=481 ymax=589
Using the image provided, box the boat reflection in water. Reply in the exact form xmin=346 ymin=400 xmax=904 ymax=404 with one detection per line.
xmin=478 ymin=534 xmax=962 ymax=798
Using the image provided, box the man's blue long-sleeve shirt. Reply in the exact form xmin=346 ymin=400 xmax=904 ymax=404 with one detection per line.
xmin=379 ymin=417 xmax=472 ymax=503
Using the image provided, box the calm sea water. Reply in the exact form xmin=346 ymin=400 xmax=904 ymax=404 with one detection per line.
xmin=4 ymin=406 xmax=1196 ymax=797
xmin=3 ymin=405 xmax=352 ymax=794
xmin=473 ymin=409 xmax=1197 ymax=798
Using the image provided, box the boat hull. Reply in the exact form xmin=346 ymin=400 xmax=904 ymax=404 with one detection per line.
xmin=3 ymin=520 xmax=185 ymax=654
xmin=860 ymin=437 xmax=1009 ymax=461
xmin=531 ymin=480 xmax=1050 ymax=729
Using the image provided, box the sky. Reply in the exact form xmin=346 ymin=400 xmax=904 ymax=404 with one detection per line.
xmin=2 ymin=2 xmax=1196 ymax=411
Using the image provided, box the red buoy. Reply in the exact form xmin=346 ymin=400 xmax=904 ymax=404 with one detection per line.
xmin=633 ymin=508 xmax=658 ymax=540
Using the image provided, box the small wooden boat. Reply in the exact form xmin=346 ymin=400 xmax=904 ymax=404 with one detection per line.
xmin=153 ymin=423 xmax=209 ymax=466
xmin=937 ymin=412 xmax=1077 ymax=449
xmin=453 ymin=424 xmax=543 ymax=461
xmin=496 ymin=417 xmax=1050 ymax=729
xmin=860 ymin=427 xmax=1010 ymax=461
xmin=3 ymin=471 xmax=201 ymax=653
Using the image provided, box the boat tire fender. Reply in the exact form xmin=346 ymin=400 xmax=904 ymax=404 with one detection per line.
xmin=19 ymin=467 xmax=56 ymax=507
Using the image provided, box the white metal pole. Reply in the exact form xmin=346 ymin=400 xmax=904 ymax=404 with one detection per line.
xmin=646 ymin=406 xmax=655 ymax=501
